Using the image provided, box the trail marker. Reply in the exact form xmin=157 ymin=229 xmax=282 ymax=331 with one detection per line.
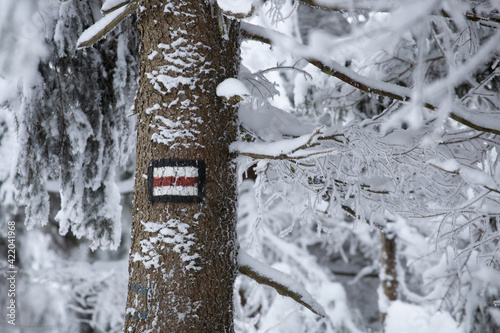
xmin=148 ymin=159 xmax=205 ymax=203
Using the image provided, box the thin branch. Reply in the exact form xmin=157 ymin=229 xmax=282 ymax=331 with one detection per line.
xmin=258 ymin=65 xmax=313 ymax=80
xmin=297 ymin=0 xmax=398 ymax=12
xmin=428 ymin=163 xmax=460 ymax=175
xmin=291 ymin=126 xmax=324 ymax=154
xmin=485 ymin=186 xmax=500 ymax=195
xmin=239 ymin=147 xmax=334 ymax=160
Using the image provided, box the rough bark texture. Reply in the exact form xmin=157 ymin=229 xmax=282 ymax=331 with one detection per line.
xmin=124 ymin=1 xmax=240 ymax=332
xmin=380 ymin=231 xmax=398 ymax=330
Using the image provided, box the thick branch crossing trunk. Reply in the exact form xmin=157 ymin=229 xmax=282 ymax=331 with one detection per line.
xmin=124 ymin=1 xmax=240 ymax=331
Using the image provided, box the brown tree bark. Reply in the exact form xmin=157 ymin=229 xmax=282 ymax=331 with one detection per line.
xmin=124 ymin=1 xmax=240 ymax=331
xmin=380 ymin=230 xmax=398 ymax=330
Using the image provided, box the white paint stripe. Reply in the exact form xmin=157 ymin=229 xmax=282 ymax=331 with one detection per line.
xmin=153 ymin=185 xmax=198 ymax=196
xmin=153 ymin=166 xmax=199 ymax=178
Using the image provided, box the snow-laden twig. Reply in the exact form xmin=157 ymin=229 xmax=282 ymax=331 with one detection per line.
xmin=231 ymin=127 xmax=334 ymax=160
xmin=77 ymin=0 xmax=139 ymax=48
xmin=101 ymin=0 xmax=131 ymax=14
xmin=238 ymin=249 xmax=329 ymax=318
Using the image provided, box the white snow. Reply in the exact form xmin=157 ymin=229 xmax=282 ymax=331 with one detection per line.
xmin=459 ymin=166 xmax=496 ymax=188
xmin=216 ymin=78 xmax=250 ymax=99
xmin=154 ymin=73 xmax=197 ymax=94
xmin=146 ymin=103 xmax=161 ymax=115
xmin=238 ymin=103 xmax=315 ymax=140
xmin=134 ymin=219 xmax=201 ymax=271
xmin=150 ymin=114 xmax=198 ymax=148
xmin=217 ymin=0 xmax=254 ymax=15
xmin=385 ymin=301 xmax=463 ymax=333
xmin=147 ymin=50 xmax=159 ymax=60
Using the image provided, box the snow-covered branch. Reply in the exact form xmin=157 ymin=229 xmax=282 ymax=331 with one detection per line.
xmin=77 ymin=0 xmax=139 ymax=48
xmin=241 ymin=22 xmax=500 ymax=135
xmin=297 ymin=0 xmax=398 ymax=12
xmin=238 ymin=249 xmax=329 ymax=318
xmin=299 ymin=1 xmax=500 ymax=27
xmin=231 ymin=127 xmax=334 ymax=160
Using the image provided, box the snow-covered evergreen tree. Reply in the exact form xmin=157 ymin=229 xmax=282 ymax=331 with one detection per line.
xmin=1 ymin=0 xmax=137 ymax=331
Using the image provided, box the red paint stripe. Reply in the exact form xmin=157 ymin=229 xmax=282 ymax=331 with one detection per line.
xmin=153 ymin=176 xmax=198 ymax=187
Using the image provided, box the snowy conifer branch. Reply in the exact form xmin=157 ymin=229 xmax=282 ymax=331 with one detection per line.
xmin=238 ymin=249 xmax=329 ymax=318
xmin=241 ymin=22 xmax=500 ymax=136
xmin=76 ymin=0 xmax=139 ymax=48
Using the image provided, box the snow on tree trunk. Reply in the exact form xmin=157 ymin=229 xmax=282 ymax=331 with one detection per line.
xmin=124 ymin=0 xmax=240 ymax=331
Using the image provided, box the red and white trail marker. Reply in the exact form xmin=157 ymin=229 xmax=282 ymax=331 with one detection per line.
xmin=148 ymin=159 xmax=205 ymax=203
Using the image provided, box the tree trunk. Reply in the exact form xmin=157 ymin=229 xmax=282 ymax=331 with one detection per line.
xmin=124 ymin=1 xmax=240 ymax=332
xmin=379 ymin=230 xmax=398 ymax=330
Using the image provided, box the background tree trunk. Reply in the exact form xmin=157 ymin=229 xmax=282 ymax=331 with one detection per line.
xmin=124 ymin=1 xmax=240 ymax=331
xmin=379 ymin=230 xmax=398 ymax=330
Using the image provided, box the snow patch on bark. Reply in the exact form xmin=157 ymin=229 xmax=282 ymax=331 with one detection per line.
xmin=150 ymin=115 xmax=199 ymax=148
xmin=133 ymin=219 xmax=201 ymax=271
